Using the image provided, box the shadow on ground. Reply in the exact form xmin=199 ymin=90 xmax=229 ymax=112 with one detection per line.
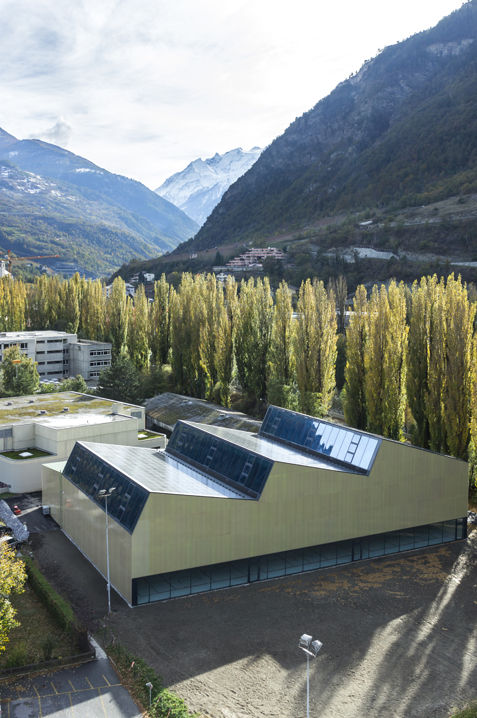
xmin=30 ymin=526 xmax=477 ymax=718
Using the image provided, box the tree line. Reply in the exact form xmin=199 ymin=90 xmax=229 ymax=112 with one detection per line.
xmin=1 ymin=271 xmax=477 ymax=492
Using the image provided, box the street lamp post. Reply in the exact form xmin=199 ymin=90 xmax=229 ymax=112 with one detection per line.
xmin=298 ymin=633 xmax=322 ymax=718
xmin=97 ymin=488 xmax=116 ymax=614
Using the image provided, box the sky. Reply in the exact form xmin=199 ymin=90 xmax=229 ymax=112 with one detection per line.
xmin=0 ymin=0 xmax=467 ymax=190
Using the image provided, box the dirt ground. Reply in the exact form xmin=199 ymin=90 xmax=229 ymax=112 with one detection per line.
xmin=29 ymin=528 xmax=477 ymax=718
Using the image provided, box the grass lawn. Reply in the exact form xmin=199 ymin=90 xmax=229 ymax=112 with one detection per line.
xmin=0 ymin=448 xmax=53 ymax=460
xmin=138 ymin=430 xmax=163 ymax=440
xmin=452 ymin=703 xmax=477 ymax=717
xmin=1 ymin=585 xmax=78 ymax=668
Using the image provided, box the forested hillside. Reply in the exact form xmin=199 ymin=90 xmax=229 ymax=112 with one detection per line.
xmin=191 ymin=1 xmax=477 ymax=250
xmin=0 ymin=129 xmax=199 ymax=276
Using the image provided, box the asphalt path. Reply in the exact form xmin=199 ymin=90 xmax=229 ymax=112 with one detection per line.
xmin=4 ymin=493 xmax=58 ymax=534
xmin=0 ymin=656 xmax=141 ymax=718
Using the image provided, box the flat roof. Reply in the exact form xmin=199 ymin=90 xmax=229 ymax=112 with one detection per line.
xmin=145 ymin=392 xmax=261 ymax=433
xmin=0 ymin=392 xmax=141 ymax=427
xmin=78 ymin=442 xmax=245 ymax=499
xmin=0 ymin=331 xmax=73 ymax=339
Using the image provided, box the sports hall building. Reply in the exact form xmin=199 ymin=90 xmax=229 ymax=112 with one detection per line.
xmin=42 ymin=406 xmax=468 ymax=607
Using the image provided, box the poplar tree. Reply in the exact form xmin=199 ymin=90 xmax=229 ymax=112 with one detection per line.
xmin=81 ymin=280 xmax=106 ymax=341
xmin=426 ymin=276 xmax=447 ymax=453
xmin=443 ymin=274 xmax=475 ymax=458
xmin=107 ymin=277 xmax=129 ymax=357
xmin=407 ymin=277 xmax=432 ymax=448
xmin=383 ymin=281 xmax=408 ymax=440
xmin=364 ymin=284 xmax=388 ymax=437
xmin=170 ymin=274 xmax=205 ymax=397
xmin=215 ymin=276 xmax=236 ymax=407
xmin=293 ymin=279 xmax=337 ymax=416
xmin=268 ymin=280 xmax=296 ymax=408
xmin=199 ymin=274 xmax=220 ymax=399
xmin=343 ymin=285 xmax=367 ymax=430
xmin=149 ymin=274 xmax=171 ymax=366
xmin=234 ymin=277 xmax=273 ymax=402
xmin=328 ymin=275 xmax=348 ymax=335
xmin=127 ymin=284 xmax=150 ymax=371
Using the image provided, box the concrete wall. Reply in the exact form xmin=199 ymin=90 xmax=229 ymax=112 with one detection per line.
xmin=131 ymin=439 xmax=468 ymax=579
xmin=1 ymin=452 xmax=56 ymax=493
xmin=3 ymin=413 xmax=142 ymax=493
xmin=43 ymin=463 xmax=133 ymax=604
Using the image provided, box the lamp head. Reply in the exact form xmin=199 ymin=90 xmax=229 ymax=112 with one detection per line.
xmin=299 ymin=634 xmax=322 ymax=658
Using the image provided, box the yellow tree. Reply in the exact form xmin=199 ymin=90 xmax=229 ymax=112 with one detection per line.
xmin=383 ymin=281 xmax=408 ymax=440
xmin=0 ymin=543 xmax=26 ymax=652
xmin=426 ymin=276 xmax=447 ymax=453
xmin=343 ymin=285 xmax=367 ymax=430
xmin=149 ymin=274 xmax=171 ymax=366
xmin=443 ymin=275 xmax=475 ymax=458
xmin=293 ymin=279 xmax=337 ymax=416
xmin=106 ymin=277 xmax=129 ymax=357
xmin=81 ymin=280 xmax=106 ymax=341
xmin=407 ymin=277 xmax=432 ymax=448
xmin=268 ymin=280 xmax=296 ymax=409
xmin=127 ymin=284 xmax=150 ymax=371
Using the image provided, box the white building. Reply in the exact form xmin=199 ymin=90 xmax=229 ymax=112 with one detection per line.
xmin=0 ymin=331 xmax=112 ymax=382
xmin=0 ymin=392 xmax=166 ymax=493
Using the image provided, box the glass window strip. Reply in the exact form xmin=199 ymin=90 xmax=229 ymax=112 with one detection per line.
xmin=132 ymin=518 xmax=466 ymax=605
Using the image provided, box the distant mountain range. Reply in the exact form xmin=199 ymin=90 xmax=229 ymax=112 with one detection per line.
xmin=189 ymin=1 xmax=477 ymax=250
xmin=155 ymin=147 xmax=262 ymax=226
xmin=0 ymin=129 xmax=199 ymax=276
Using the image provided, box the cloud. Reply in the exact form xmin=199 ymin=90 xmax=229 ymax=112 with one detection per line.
xmin=30 ymin=117 xmax=73 ymax=146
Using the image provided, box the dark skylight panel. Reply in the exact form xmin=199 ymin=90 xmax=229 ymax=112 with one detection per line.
xmin=260 ymin=407 xmax=380 ymax=474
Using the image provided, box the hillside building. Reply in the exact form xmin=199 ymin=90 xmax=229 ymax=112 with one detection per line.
xmin=42 ymin=406 xmax=467 ymax=607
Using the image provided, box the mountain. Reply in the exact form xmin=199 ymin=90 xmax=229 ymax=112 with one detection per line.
xmin=190 ymin=1 xmax=477 ymax=250
xmin=0 ymin=160 xmax=169 ymax=276
xmin=0 ymin=130 xmax=199 ymax=245
xmin=155 ymin=147 xmax=262 ymax=226
xmin=0 ymin=128 xmax=200 ymax=276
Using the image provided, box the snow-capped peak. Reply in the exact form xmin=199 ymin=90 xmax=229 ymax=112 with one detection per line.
xmin=155 ymin=147 xmax=262 ymax=227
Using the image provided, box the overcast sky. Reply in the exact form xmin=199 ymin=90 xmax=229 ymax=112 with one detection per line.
xmin=0 ymin=0 xmax=466 ymax=189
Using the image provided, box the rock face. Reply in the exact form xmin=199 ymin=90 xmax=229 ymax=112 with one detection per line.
xmin=155 ymin=147 xmax=262 ymax=226
xmin=191 ymin=1 xmax=477 ymax=249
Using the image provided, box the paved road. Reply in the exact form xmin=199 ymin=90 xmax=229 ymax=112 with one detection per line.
xmin=4 ymin=492 xmax=58 ymax=534
xmin=0 ymin=657 xmax=141 ymax=718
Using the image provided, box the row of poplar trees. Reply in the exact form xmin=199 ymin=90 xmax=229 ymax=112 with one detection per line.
xmin=1 ymin=271 xmax=477 ymax=466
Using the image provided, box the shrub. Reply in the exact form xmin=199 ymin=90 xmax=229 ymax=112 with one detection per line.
xmin=5 ymin=641 xmax=30 ymax=668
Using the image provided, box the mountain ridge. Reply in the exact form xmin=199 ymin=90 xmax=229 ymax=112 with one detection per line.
xmin=155 ymin=147 xmax=262 ymax=226
xmin=188 ymin=1 xmax=477 ymax=251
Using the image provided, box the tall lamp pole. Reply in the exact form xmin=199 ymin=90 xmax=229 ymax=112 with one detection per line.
xmin=97 ymin=488 xmax=116 ymax=614
xmin=298 ymin=634 xmax=322 ymax=718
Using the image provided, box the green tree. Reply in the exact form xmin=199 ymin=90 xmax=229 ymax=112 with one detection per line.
xmin=95 ymin=356 xmax=142 ymax=404
xmin=234 ymin=277 xmax=273 ymax=402
xmin=80 ymin=280 xmax=106 ymax=341
xmin=106 ymin=278 xmax=129 ymax=357
xmin=59 ymin=375 xmax=88 ymax=393
xmin=127 ymin=284 xmax=150 ymax=371
xmin=364 ymin=281 xmax=408 ymax=440
xmin=426 ymin=276 xmax=447 ymax=453
xmin=407 ymin=277 xmax=432 ymax=448
xmin=149 ymin=275 xmax=171 ymax=366
xmin=293 ymin=279 xmax=337 ymax=416
xmin=1 ymin=345 xmax=40 ymax=397
xmin=443 ymin=274 xmax=475 ymax=458
xmin=343 ymin=285 xmax=367 ymax=429
xmin=268 ymin=280 xmax=297 ymax=409
xmin=0 ymin=543 xmax=27 ymax=652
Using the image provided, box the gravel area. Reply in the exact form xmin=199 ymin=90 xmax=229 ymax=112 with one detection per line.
xmin=30 ymin=527 xmax=477 ymax=718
